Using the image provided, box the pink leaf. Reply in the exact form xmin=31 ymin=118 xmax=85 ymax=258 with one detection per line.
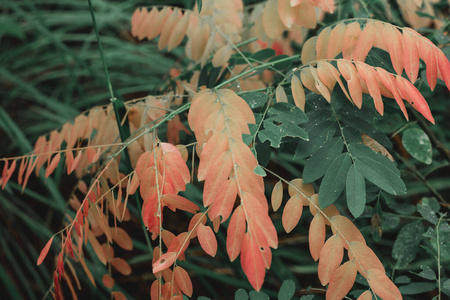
xmin=197 ymin=224 xmax=218 ymax=257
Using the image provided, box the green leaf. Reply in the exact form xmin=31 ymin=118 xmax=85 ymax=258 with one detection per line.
xmin=278 ymin=280 xmax=295 ymax=300
xmin=346 ymin=164 xmax=366 ymax=218
xmin=249 ymin=290 xmax=269 ymax=300
xmin=300 ymin=296 xmax=314 ymax=300
xmin=196 ymin=0 xmax=202 ymax=13
xmin=416 ymin=265 xmax=436 ymax=280
xmin=398 ymin=282 xmax=436 ymax=295
xmin=295 ymin=121 xmax=337 ymax=159
xmin=251 ymin=49 xmax=276 ymax=61
xmin=241 ymin=92 xmax=268 ymax=109
xmin=342 ymin=127 xmax=362 ymax=143
xmin=374 ymin=113 xmax=403 ymax=133
xmin=319 ymin=153 xmax=352 ymax=209
xmin=392 ymin=220 xmax=425 ymax=269
xmin=395 ymin=275 xmax=411 ymax=284
xmin=348 ymin=143 xmax=406 ymax=195
xmin=402 ymin=128 xmax=432 ymax=165
xmin=258 ymin=103 xmax=308 ymax=148
xmin=442 ymin=279 xmax=450 ymax=296
xmin=303 ymin=137 xmax=344 ymax=183
xmin=253 ymin=165 xmax=267 ymax=177
xmin=417 ymin=198 xmax=439 ymax=225
xmin=266 ymin=102 xmax=308 ymax=124
xmin=235 ymin=289 xmax=249 ymax=300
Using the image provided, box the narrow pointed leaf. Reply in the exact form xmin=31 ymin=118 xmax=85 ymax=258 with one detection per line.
xmin=37 ymin=236 xmax=54 ymax=265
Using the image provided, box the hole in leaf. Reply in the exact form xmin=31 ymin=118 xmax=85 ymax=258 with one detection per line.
xmin=160 ymin=259 xmax=166 ymax=264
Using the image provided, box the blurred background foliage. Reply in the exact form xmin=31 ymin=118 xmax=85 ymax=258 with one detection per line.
xmin=0 ymin=0 xmax=450 ymax=299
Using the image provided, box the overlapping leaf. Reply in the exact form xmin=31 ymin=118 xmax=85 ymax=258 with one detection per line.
xmin=188 ymin=89 xmax=277 ymax=291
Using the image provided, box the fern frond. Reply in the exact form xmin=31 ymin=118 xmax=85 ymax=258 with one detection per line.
xmin=304 ymin=19 xmax=450 ymax=91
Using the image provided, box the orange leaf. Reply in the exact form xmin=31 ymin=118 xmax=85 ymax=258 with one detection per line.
xmin=227 ymin=205 xmax=246 ymax=261
xmin=330 ymin=216 xmax=366 ymax=249
xmin=375 ymin=68 xmax=409 ymax=120
xmin=111 ymin=227 xmax=133 ymax=251
xmin=2 ymin=159 xmax=16 ymax=189
xmin=263 ymin=0 xmax=286 ymax=39
xmin=295 ymin=2 xmax=316 ymax=29
xmin=436 ymin=50 xmax=450 ymax=91
xmin=87 ymin=230 xmax=107 ymax=265
xmin=342 ymin=22 xmax=361 ymax=60
xmin=111 ymin=258 xmax=132 ymax=276
xmin=271 ymin=180 xmax=283 ymax=212
xmin=355 ymin=62 xmax=383 ymax=115
xmin=197 ymin=224 xmax=218 ymax=257
xmin=402 ymin=29 xmax=420 ymax=83
xmin=188 ymin=213 xmax=207 ymax=239
xmin=167 ymin=232 xmax=190 ymax=260
xmin=202 ymin=151 xmax=233 ymax=207
xmin=209 ymin=178 xmax=238 ymax=222
xmin=197 ymin=133 xmax=229 ymax=181
xmin=396 ymin=76 xmax=434 ymax=124
xmin=337 ymin=60 xmax=362 ymax=108
xmin=150 ymin=280 xmax=160 ymax=300
xmin=240 ymin=232 xmax=265 ymax=291
xmin=318 ymin=234 xmax=344 ymax=286
xmin=153 ymin=252 xmax=177 ymax=273
xmin=385 ymin=24 xmax=404 ymax=75
xmin=163 ymin=194 xmax=199 ymax=214
xmin=282 ymin=194 xmax=303 ymax=233
xmin=288 ymin=178 xmax=315 ymax=201
xmin=357 ymin=290 xmax=373 ymax=300
xmin=244 ymin=194 xmax=278 ymax=249
xmin=316 ymin=27 xmax=331 ymax=60
xmin=212 ymin=44 xmax=233 ymax=67
xmin=68 ymin=150 xmax=83 ymax=175
xmin=301 ymin=36 xmax=318 ymax=64
xmin=347 ymin=241 xmax=385 ymax=276
xmin=168 ymin=12 xmax=190 ymax=51
xmin=308 ymin=66 xmax=331 ymax=102
xmin=174 ymin=266 xmax=193 ymax=297
xmin=102 ymin=274 xmax=115 ymax=289
xmin=327 ymin=23 xmax=347 ymax=59
xmin=158 ymin=9 xmax=181 ymax=50
xmin=425 ymin=45 xmax=437 ymax=91
xmin=309 ymin=213 xmax=326 ymax=261
xmin=301 ymin=67 xmax=321 ymax=95
xmin=326 ymin=260 xmax=357 ymax=300
xmin=353 ymin=21 xmax=376 ymax=62
xmin=366 ymin=269 xmax=402 ymax=300
xmin=17 ymin=158 xmax=27 ymax=186
xmin=317 ymin=61 xmax=337 ymax=92
xmin=112 ymin=291 xmax=127 ymax=300
xmin=37 ymin=236 xmax=54 ymax=265
xmin=278 ymin=0 xmax=299 ymax=28
xmin=291 ymin=75 xmax=306 ymax=111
